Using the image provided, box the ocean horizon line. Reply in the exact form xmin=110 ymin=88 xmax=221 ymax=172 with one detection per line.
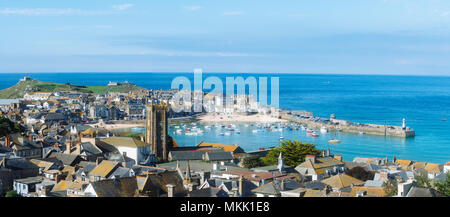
xmin=1 ymin=71 xmax=450 ymax=78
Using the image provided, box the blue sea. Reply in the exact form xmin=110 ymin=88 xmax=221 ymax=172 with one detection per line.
xmin=1 ymin=73 xmax=450 ymax=163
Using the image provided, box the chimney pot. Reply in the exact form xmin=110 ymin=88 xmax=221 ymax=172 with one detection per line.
xmin=166 ymin=184 xmax=175 ymax=197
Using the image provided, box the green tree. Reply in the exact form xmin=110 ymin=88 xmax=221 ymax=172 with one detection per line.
xmin=242 ymin=155 xmax=264 ymax=169
xmin=434 ymin=173 xmax=450 ymax=196
xmin=262 ymin=140 xmax=322 ymax=167
xmin=415 ymin=174 xmax=432 ymax=188
xmin=383 ymin=179 xmax=398 ymax=197
xmin=5 ymin=190 xmax=19 ymax=197
xmin=0 ymin=116 xmax=22 ymax=137
xmin=345 ymin=166 xmax=375 ymax=181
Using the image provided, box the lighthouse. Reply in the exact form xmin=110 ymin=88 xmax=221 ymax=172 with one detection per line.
xmin=402 ymin=118 xmax=406 ymax=129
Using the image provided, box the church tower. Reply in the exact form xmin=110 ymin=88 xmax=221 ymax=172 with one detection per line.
xmin=146 ymin=100 xmax=169 ymax=161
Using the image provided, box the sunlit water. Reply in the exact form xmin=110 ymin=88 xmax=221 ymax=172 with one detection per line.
xmin=1 ymin=73 xmax=450 ymax=163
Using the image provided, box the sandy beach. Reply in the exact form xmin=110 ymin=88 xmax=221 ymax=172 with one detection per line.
xmin=89 ymin=123 xmax=144 ymax=130
xmin=197 ymin=113 xmax=287 ymax=123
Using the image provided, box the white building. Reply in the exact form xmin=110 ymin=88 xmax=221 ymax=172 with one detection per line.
xmin=99 ymin=137 xmax=152 ymax=165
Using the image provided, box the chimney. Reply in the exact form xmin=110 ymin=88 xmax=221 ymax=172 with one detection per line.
xmin=239 ymin=176 xmax=244 ymax=197
xmin=66 ymin=137 xmax=72 ymax=154
xmin=305 ymin=155 xmax=316 ymax=163
xmin=334 ymin=154 xmax=342 ymax=162
xmin=4 ymin=136 xmax=10 ymax=148
xmin=41 ymin=185 xmax=48 ymax=197
xmin=55 ymin=174 xmax=61 ymax=183
xmin=166 ymin=184 xmax=175 ymax=197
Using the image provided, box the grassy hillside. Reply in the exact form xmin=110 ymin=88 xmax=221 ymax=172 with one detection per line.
xmin=0 ymin=79 xmax=148 ymax=99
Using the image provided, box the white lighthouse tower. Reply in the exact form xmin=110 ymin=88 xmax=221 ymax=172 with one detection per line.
xmin=402 ymin=118 xmax=406 ymax=129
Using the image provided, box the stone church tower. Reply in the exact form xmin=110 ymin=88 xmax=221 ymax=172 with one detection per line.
xmin=146 ymin=100 xmax=169 ymax=161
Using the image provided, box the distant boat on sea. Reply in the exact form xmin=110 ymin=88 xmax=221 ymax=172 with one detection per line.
xmin=328 ymin=139 xmax=341 ymax=143
xmin=320 ymin=126 xmax=328 ymax=134
xmin=311 ymin=133 xmax=319 ymax=137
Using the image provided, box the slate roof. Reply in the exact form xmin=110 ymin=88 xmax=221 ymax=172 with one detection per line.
xmin=351 ymin=186 xmax=386 ymax=197
xmin=29 ymin=159 xmax=55 ymax=172
xmin=251 ymin=181 xmax=282 ymax=195
xmin=189 ymin=187 xmax=229 ymax=197
xmin=406 ymin=186 xmax=447 ymax=197
xmin=90 ymin=177 xmax=138 ymax=197
xmin=204 ymin=152 xmax=234 ymax=161
xmin=108 ymin=167 xmax=132 ymax=178
xmin=295 ymin=157 xmax=344 ymax=175
xmin=303 ymin=189 xmax=327 ymax=197
xmin=145 ymin=171 xmax=185 ymax=194
xmin=364 ymin=180 xmax=385 ymax=187
xmin=81 ymin=142 xmax=103 ymax=155
xmin=2 ymin=157 xmax=39 ymax=170
xmin=46 ymin=152 xmax=82 ymax=166
xmin=14 ymin=176 xmax=43 ymax=184
xmin=46 ymin=113 xmax=66 ymax=121
xmin=51 ymin=180 xmax=85 ymax=192
xmin=321 ymin=174 xmax=365 ymax=189
xmin=89 ymin=160 xmax=120 ymax=178
xmin=169 ymin=151 xmax=205 ymax=161
xmin=304 ymin=181 xmax=327 ymax=190
xmin=223 ymin=170 xmax=288 ymax=182
xmin=131 ymin=165 xmax=166 ymax=176
xmin=0 ymin=99 xmax=21 ymax=105
xmin=197 ymin=142 xmax=244 ymax=153
xmin=101 ymin=137 xmax=148 ymax=148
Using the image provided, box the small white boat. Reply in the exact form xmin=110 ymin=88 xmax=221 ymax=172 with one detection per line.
xmin=359 ymin=131 xmax=365 ymax=135
xmin=176 ymin=129 xmax=182 ymax=134
xmin=279 ymin=136 xmax=284 ymax=140
xmin=320 ymin=126 xmax=328 ymax=134
xmin=252 ymin=130 xmax=258 ymax=133
xmin=219 ymin=132 xmax=225 ymax=136
xmin=236 ymin=130 xmax=241 ymax=134
xmin=225 ymin=132 xmax=232 ymax=136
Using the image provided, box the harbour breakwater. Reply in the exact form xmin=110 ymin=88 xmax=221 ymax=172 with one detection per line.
xmin=280 ymin=110 xmax=415 ymax=138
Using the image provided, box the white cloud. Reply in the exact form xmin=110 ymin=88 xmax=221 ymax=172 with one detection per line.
xmin=223 ymin=11 xmax=244 ymax=16
xmin=0 ymin=8 xmax=112 ymax=16
xmin=185 ymin=6 xmax=202 ymax=11
xmin=112 ymin=4 xmax=134 ymax=11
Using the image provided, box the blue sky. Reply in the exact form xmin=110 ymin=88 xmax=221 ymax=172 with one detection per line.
xmin=1 ymin=0 xmax=450 ymax=75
